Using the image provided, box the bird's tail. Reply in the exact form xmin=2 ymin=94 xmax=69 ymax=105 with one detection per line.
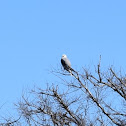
xmin=69 ymin=67 xmax=78 ymax=75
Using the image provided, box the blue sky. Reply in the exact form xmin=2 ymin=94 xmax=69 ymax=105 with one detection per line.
xmin=0 ymin=0 xmax=126 ymax=117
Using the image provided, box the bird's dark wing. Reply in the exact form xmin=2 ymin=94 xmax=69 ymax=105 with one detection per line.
xmin=61 ymin=59 xmax=67 ymax=68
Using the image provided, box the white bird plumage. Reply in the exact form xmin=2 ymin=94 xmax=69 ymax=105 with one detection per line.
xmin=61 ymin=54 xmax=73 ymax=74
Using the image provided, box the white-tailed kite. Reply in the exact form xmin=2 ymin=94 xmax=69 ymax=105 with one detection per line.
xmin=61 ymin=54 xmax=75 ymax=74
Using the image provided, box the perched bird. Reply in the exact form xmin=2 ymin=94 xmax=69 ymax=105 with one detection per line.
xmin=61 ymin=54 xmax=71 ymax=71
xmin=61 ymin=54 xmax=75 ymax=75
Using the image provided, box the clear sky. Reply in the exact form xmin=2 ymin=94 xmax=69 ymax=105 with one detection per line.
xmin=0 ymin=0 xmax=126 ymax=118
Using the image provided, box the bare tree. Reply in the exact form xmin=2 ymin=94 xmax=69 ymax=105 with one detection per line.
xmin=1 ymin=60 xmax=126 ymax=126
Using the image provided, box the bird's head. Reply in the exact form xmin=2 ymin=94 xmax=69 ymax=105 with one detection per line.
xmin=62 ymin=54 xmax=67 ymax=58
